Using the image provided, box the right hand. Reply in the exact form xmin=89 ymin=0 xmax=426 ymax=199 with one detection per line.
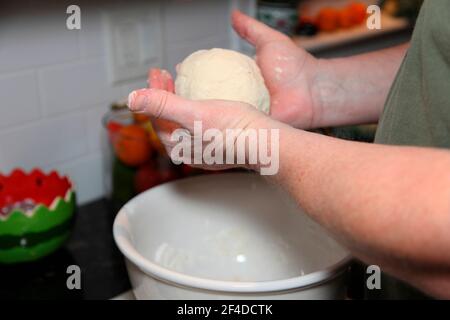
xmin=128 ymin=83 xmax=281 ymax=173
xmin=232 ymin=10 xmax=321 ymax=129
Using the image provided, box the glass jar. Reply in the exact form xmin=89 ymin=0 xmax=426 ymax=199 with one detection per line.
xmin=102 ymin=106 xmax=202 ymax=211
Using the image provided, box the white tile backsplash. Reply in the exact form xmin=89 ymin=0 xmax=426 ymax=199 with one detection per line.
xmin=86 ymin=103 xmax=110 ymax=152
xmin=0 ymin=3 xmax=80 ymax=73
xmin=163 ymin=0 xmax=231 ymax=45
xmin=0 ymin=113 xmax=88 ymax=173
xmin=38 ymin=58 xmax=123 ymax=116
xmin=0 ymin=0 xmax=238 ymax=205
xmin=0 ymin=70 xmax=41 ymax=129
xmin=78 ymin=7 xmax=106 ymax=58
xmin=119 ymin=77 xmax=148 ymax=98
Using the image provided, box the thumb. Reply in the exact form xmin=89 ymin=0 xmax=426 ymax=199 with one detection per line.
xmin=231 ymin=10 xmax=290 ymax=49
xmin=128 ymin=88 xmax=195 ymax=125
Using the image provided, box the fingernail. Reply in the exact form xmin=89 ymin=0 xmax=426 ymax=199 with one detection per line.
xmin=128 ymin=89 xmax=148 ymax=111
xmin=127 ymin=91 xmax=137 ymax=109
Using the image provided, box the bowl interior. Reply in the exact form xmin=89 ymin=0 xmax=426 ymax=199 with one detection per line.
xmin=120 ymin=173 xmax=348 ymax=283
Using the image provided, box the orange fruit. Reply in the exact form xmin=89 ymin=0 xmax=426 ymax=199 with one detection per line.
xmin=142 ymin=121 xmax=167 ymax=156
xmin=106 ymin=121 xmax=123 ymax=143
xmin=133 ymin=113 xmax=151 ymax=125
xmin=114 ymin=125 xmax=152 ymax=167
xmin=338 ymin=8 xmax=355 ymax=29
xmin=133 ymin=163 xmax=160 ymax=193
xmin=316 ymin=7 xmax=340 ymax=32
xmin=348 ymin=2 xmax=367 ymax=25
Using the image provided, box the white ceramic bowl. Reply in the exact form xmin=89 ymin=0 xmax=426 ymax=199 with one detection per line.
xmin=113 ymin=173 xmax=351 ymax=299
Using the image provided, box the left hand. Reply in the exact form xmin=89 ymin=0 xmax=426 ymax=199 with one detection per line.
xmin=231 ymin=10 xmax=320 ymax=129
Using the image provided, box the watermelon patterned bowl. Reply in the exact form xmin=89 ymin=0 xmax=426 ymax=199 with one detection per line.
xmin=0 ymin=169 xmax=76 ymax=264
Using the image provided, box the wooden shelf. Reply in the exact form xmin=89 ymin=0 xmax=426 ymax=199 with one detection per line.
xmin=293 ymin=15 xmax=410 ymax=53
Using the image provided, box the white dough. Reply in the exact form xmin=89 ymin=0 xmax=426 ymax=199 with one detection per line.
xmin=175 ymin=48 xmax=271 ymax=114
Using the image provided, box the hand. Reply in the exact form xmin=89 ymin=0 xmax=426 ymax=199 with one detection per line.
xmin=232 ymin=11 xmax=321 ymax=129
xmin=128 ymin=79 xmax=281 ymax=172
xmin=146 ymin=68 xmax=180 ymax=134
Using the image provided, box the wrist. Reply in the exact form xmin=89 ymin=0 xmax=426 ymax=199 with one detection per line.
xmin=243 ymin=116 xmax=287 ymax=175
xmin=310 ymin=58 xmax=346 ymax=129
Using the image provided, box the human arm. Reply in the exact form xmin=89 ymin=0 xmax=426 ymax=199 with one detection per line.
xmin=274 ymin=126 xmax=450 ymax=299
xmin=312 ymin=43 xmax=409 ymax=127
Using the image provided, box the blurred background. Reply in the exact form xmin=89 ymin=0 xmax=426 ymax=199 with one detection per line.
xmin=0 ymin=0 xmax=423 ymax=299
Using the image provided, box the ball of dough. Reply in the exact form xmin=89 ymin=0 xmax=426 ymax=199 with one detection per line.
xmin=175 ymin=48 xmax=270 ymax=114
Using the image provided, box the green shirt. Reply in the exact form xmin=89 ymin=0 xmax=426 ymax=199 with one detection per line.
xmin=375 ymin=0 xmax=450 ymax=148
xmin=371 ymin=0 xmax=449 ymax=299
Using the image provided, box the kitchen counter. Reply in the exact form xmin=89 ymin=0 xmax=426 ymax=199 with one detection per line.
xmin=294 ymin=15 xmax=413 ymax=59
xmin=0 ymin=199 xmax=131 ymax=300
xmin=294 ymin=15 xmax=411 ymax=53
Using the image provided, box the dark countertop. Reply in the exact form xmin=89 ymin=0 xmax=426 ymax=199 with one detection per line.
xmin=0 ymin=199 xmax=131 ymax=300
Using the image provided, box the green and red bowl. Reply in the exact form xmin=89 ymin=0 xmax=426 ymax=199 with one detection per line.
xmin=0 ymin=169 xmax=76 ymax=264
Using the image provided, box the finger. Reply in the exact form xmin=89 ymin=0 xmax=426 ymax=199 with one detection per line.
xmin=145 ymin=70 xmax=179 ymax=139
xmin=231 ymin=10 xmax=289 ymax=49
xmin=161 ymin=69 xmax=175 ymax=93
xmin=148 ymin=68 xmax=164 ymax=89
xmin=128 ymin=88 xmax=195 ymax=124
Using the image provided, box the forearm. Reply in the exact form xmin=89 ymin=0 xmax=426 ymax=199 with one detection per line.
xmin=311 ymin=43 xmax=409 ymax=128
xmin=268 ymin=124 xmax=450 ymax=297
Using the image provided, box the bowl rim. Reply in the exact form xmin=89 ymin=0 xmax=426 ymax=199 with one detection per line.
xmin=113 ymin=173 xmax=352 ymax=293
xmin=0 ymin=168 xmax=76 ymax=221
